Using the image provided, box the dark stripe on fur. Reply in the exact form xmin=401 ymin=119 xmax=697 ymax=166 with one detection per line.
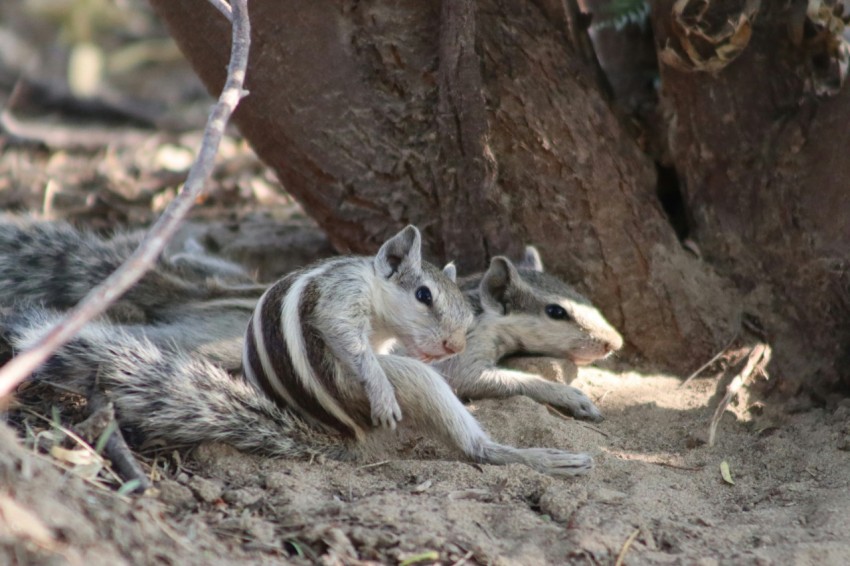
xmin=244 ymin=313 xmax=277 ymax=399
xmin=250 ymin=276 xmax=357 ymax=438
xmin=300 ymin=280 xmax=371 ymax=429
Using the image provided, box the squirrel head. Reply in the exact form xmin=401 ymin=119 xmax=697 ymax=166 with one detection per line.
xmin=477 ymin=247 xmax=623 ymax=365
xmin=372 ymin=226 xmax=473 ymax=362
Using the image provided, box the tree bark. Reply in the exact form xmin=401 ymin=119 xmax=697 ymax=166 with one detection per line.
xmin=149 ymin=0 xmax=738 ymax=373
xmin=652 ymin=0 xmax=850 ymax=392
xmin=436 ymin=0 xmax=508 ymax=263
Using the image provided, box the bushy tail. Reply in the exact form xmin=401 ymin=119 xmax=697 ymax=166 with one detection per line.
xmin=0 ymin=216 xmax=263 ymax=322
xmin=4 ymin=308 xmax=347 ymax=460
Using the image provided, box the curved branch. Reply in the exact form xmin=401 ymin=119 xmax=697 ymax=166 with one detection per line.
xmin=0 ymin=0 xmax=251 ymax=400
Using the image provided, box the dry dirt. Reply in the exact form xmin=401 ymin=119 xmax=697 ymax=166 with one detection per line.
xmin=3 ymin=360 xmax=850 ymax=565
xmin=1 ymin=2 xmax=850 ymax=564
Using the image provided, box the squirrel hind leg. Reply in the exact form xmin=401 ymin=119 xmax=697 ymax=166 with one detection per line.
xmin=478 ymin=444 xmax=593 ymax=477
xmin=377 ymin=355 xmax=593 ymax=477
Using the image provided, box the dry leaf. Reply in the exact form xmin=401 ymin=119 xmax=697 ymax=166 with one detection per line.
xmin=662 ymin=0 xmax=761 ymax=73
xmin=68 ymin=42 xmax=104 ymax=97
xmin=50 ymin=446 xmax=105 ymax=480
xmin=720 ymin=460 xmax=735 ymax=485
xmin=50 ymin=445 xmax=96 ymax=467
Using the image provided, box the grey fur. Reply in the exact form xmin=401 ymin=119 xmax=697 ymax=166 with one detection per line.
xmin=438 ymin=248 xmax=624 ymax=422
xmin=242 ymin=226 xmax=474 ymax=435
xmin=0 ymin=214 xmax=265 ymax=325
xmin=1 ymin=220 xmax=594 ymax=477
xmin=3 ymin=308 xmax=344 ymax=460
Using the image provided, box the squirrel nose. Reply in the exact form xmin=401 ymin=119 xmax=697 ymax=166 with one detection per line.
xmin=443 ymin=338 xmax=465 ymax=354
xmin=601 ymin=333 xmax=623 ymax=355
xmin=606 ymin=331 xmax=624 ymax=352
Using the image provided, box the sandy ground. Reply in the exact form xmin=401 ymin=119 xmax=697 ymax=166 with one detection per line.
xmin=1 ymin=2 xmax=849 ymax=563
xmin=4 ymin=358 xmax=850 ymax=565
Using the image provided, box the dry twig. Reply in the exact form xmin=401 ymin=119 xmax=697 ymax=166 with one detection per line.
xmin=708 ymin=343 xmax=771 ymax=447
xmin=356 ymin=460 xmax=391 ymax=471
xmin=680 ymin=325 xmax=740 ymax=388
xmin=207 ymin=0 xmax=233 ymax=22
xmin=614 ymin=528 xmax=640 ymax=566
xmin=84 ymin=394 xmax=152 ymax=493
xmin=545 ymin=404 xmax=611 ymax=437
xmin=0 ymin=0 xmax=250 ymax=400
xmin=23 ymin=448 xmax=130 ymax=503
xmin=0 ymin=107 xmax=152 ymax=150
xmin=22 ymin=408 xmax=124 ymax=486
xmin=0 ymin=78 xmax=157 ymax=150
xmin=451 ymin=550 xmax=475 ymax=566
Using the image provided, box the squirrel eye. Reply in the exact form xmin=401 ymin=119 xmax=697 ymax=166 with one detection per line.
xmin=415 ymin=286 xmax=433 ymax=307
xmin=545 ymin=304 xmax=569 ymax=321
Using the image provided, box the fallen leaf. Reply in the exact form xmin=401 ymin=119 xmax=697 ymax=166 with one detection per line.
xmin=50 ymin=445 xmax=96 ymax=467
xmin=720 ymin=460 xmax=735 ymax=485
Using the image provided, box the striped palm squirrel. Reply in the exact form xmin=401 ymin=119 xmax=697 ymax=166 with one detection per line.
xmin=437 ymin=246 xmax=623 ymax=422
xmin=0 ymin=218 xmax=596 ymax=476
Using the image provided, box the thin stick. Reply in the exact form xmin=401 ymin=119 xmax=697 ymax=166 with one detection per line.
xmin=611 ymin=454 xmax=703 ymax=471
xmin=87 ymin=394 xmax=152 ymax=493
xmin=0 ymin=0 xmax=251 ymax=400
xmin=680 ymin=326 xmax=740 ymax=388
xmin=614 ymin=528 xmax=640 ymax=566
xmin=0 ymin=108 xmax=151 ymax=150
xmin=451 ymin=550 xmax=475 ymax=566
xmin=356 ymin=460 xmax=391 ymax=471
xmin=545 ymin=404 xmax=611 ymax=437
xmin=25 ymin=448 xmax=131 ymax=504
xmin=708 ymin=343 xmax=771 ymax=447
xmin=207 ymin=0 xmax=233 ymax=22
xmin=22 ymin=408 xmax=124 ymax=486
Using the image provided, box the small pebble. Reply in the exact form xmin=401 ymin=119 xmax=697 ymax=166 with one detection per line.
xmin=222 ymin=487 xmax=264 ymax=507
xmin=157 ymin=479 xmax=195 ymax=507
xmin=188 ymin=476 xmax=224 ymax=504
xmin=263 ymin=471 xmax=292 ymax=492
xmin=594 ymin=488 xmax=626 ymax=503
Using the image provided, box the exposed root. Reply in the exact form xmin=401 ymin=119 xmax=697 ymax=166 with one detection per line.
xmin=708 ymin=343 xmax=771 ymax=447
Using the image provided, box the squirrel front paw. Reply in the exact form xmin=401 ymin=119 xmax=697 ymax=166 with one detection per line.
xmin=548 ymin=385 xmax=603 ymax=422
xmin=369 ymin=387 xmax=403 ymax=429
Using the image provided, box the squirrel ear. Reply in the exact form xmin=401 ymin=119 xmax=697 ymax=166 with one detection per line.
xmin=517 ymin=245 xmax=544 ymax=272
xmin=479 ymin=256 xmax=518 ymax=314
xmin=442 ymin=262 xmax=457 ymax=282
xmin=374 ymin=225 xmax=422 ymax=278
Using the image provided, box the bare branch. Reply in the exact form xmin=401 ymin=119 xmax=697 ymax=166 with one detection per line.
xmin=679 ymin=322 xmax=741 ymax=388
xmin=207 ymin=0 xmax=234 ymax=22
xmin=0 ymin=0 xmax=251 ymax=400
xmin=0 ymin=108 xmax=151 ymax=150
xmin=708 ymin=343 xmax=772 ymax=447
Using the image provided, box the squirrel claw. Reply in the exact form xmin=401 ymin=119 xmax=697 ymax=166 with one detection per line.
xmin=371 ymin=396 xmax=402 ymax=430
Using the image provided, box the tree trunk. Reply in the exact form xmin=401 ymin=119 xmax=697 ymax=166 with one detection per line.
xmin=148 ymin=0 xmax=738 ymax=373
xmin=652 ymin=0 xmax=850 ymax=393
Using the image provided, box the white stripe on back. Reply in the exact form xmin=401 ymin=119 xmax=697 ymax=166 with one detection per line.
xmin=281 ymin=262 xmax=365 ymax=439
xmin=242 ymin=286 xmax=299 ymax=409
